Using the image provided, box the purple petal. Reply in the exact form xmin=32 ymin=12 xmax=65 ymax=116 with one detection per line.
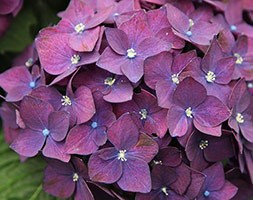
xmin=173 ymin=77 xmax=207 ymax=109
xmin=0 ymin=0 xmax=20 ymax=15
xmin=108 ymin=113 xmax=139 ymax=150
xmin=66 ymin=125 xmax=98 ymax=155
xmin=74 ymin=179 xmax=94 ymax=200
xmin=128 ymin=134 xmax=158 ymax=163
xmin=117 ymin=158 xmax=151 ymax=193
xmin=194 ymin=96 xmax=231 ymax=127
xmin=20 ymin=96 xmax=54 ymax=130
xmin=167 ymin=105 xmax=191 ymax=137
xmin=10 ymin=129 xmax=46 ymax=157
xmin=209 ymin=181 xmax=238 ymax=200
xmin=105 ymin=28 xmax=129 ymax=55
xmin=48 ymin=111 xmax=69 ymax=142
xmin=88 ymin=150 xmax=122 ymax=183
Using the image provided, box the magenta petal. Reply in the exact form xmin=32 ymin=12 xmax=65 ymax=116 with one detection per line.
xmin=209 ymin=181 xmax=238 ymax=200
xmin=0 ymin=66 xmax=32 ymax=101
xmin=117 ymin=158 xmax=151 ymax=193
xmin=96 ymin=47 xmax=125 ymax=75
xmin=156 ymin=80 xmax=176 ymax=109
xmin=43 ymin=137 xmax=70 ymax=162
xmin=69 ymin=27 xmax=100 ymax=52
xmin=74 ymin=179 xmax=94 ymax=200
xmin=20 ymin=96 xmax=54 ymax=130
xmin=108 ymin=113 xmax=139 ymax=150
xmin=72 ymin=86 xmax=96 ymax=124
xmin=167 ymin=105 xmax=190 ymax=137
xmin=105 ymin=28 xmax=129 ymax=55
xmin=194 ymin=96 xmax=231 ymax=127
xmin=10 ymin=129 xmax=45 ymax=157
xmin=173 ymin=77 xmax=207 ymax=108
xmin=166 ymin=4 xmax=189 ymax=33
xmin=104 ymin=76 xmax=133 ymax=103
xmin=0 ymin=0 xmax=20 ymax=15
xmin=240 ymin=120 xmax=253 ymax=143
xmin=66 ymin=125 xmax=98 ymax=155
xmin=88 ymin=151 xmax=122 ymax=183
xmin=128 ymin=134 xmax=158 ymax=163
xmin=194 ymin=120 xmax=222 ymax=137
xmin=48 ymin=111 xmax=69 ymax=142
xmin=120 ymin=56 xmax=144 ymax=83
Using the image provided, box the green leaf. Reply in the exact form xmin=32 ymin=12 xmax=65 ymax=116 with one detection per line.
xmin=0 ymin=133 xmax=58 ymax=200
xmin=0 ymin=7 xmax=37 ymax=54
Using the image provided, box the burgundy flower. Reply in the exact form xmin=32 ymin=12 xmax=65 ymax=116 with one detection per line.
xmin=43 ymin=157 xmax=94 ymax=200
xmin=57 ymin=0 xmax=112 ymax=52
xmin=10 ymin=96 xmax=70 ymax=162
xmin=73 ymin=66 xmax=133 ymax=103
xmin=144 ymin=50 xmax=197 ymax=108
xmin=186 ymin=39 xmax=234 ymax=104
xmin=97 ymin=10 xmax=170 ymax=83
xmin=65 ymin=92 xmax=116 ymax=155
xmin=228 ymin=79 xmax=253 ymax=142
xmin=166 ymin=3 xmax=220 ymax=45
xmin=197 ymin=162 xmax=238 ymax=200
xmin=186 ymin=129 xmax=235 ymax=171
xmin=0 ymin=65 xmax=44 ymax=102
xmin=167 ymin=77 xmax=231 ymax=137
xmin=88 ymin=113 xmax=158 ymax=193
xmin=35 ymin=27 xmax=100 ymax=82
xmin=114 ymin=89 xmax=168 ymax=138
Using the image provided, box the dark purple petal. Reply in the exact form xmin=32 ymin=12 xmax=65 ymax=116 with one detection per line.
xmin=20 ymin=96 xmax=54 ymax=130
xmin=75 ymin=179 xmax=94 ymax=200
xmin=108 ymin=113 xmax=139 ymax=150
xmin=42 ymin=137 xmax=70 ymax=162
xmin=48 ymin=111 xmax=69 ymax=142
xmin=10 ymin=129 xmax=46 ymax=157
xmin=208 ymin=181 xmax=238 ymax=200
xmin=88 ymin=151 xmax=122 ymax=183
xmin=117 ymin=158 xmax=151 ymax=193
xmin=194 ymin=96 xmax=231 ymax=127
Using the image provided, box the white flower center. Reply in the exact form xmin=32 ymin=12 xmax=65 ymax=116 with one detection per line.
xmin=153 ymin=160 xmax=163 ymax=165
xmin=71 ymin=55 xmax=81 ymax=65
xmin=118 ymin=150 xmax=127 ymax=161
xmin=127 ymin=48 xmax=137 ymax=59
xmin=189 ymin=19 xmax=194 ymax=28
xmin=234 ymin=53 xmax=243 ymax=64
xmin=205 ymin=71 xmax=216 ymax=83
xmin=42 ymin=128 xmax=50 ymax=136
xmin=104 ymin=77 xmax=116 ymax=86
xmin=74 ymin=23 xmax=85 ymax=34
xmin=204 ymin=190 xmax=210 ymax=197
xmin=161 ymin=187 xmax=169 ymax=196
xmin=199 ymin=140 xmax=209 ymax=150
xmin=29 ymin=81 xmax=36 ymax=88
xmin=25 ymin=58 xmax=33 ymax=67
xmin=139 ymin=109 xmax=148 ymax=120
xmin=61 ymin=95 xmax=72 ymax=106
xmin=185 ymin=107 xmax=193 ymax=118
xmin=91 ymin=122 xmax=98 ymax=128
xmin=72 ymin=173 xmax=79 ymax=182
xmin=230 ymin=25 xmax=237 ymax=31
xmin=171 ymin=74 xmax=180 ymax=84
xmin=236 ymin=113 xmax=244 ymax=124
xmin=248 ymin=83 xmax=253 ymax=88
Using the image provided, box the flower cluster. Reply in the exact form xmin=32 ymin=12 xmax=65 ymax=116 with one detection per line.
xmin=1 ymin=0 xmax=253 ymax=199
xmin=0 ymin=0 xmax=23 ymax=37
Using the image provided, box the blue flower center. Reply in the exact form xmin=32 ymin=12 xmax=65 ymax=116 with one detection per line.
xmin=204 ymin=190 xmax=210 ymax=197
xmin=91 ymin=122 xmax=98 ymax=129
xmin=29 ymin=81 xmax=36 ymax=88
xmin=186 ymin=31 xmax=192 ymax=37
xmin=230 ymin=25 xmax=237 ymax=31
xmin=42 ymin=128 xmax=50 ymax=136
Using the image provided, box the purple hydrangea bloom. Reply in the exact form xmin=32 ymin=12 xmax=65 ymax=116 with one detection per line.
xmin=65 ymin=92 xmax=116 ymax=155
xmin=73 ymin=66 xmax=133 ymax=103
xmin=114 ymin=89 xmax=168 ymax=138
xmin=167 ymin=77 xmax=231 ymax=137
xmin=97 ymin=10 xmax=171 ymax=83
xmin=43 ymin=157 xmax=94 ymax=200
xmin=88 ymin=113 xmax=158 ymax=193
xmin=197 ymin=163 xmax=238 ymax=200
xmin=0 ymin=65 xmax=44 ymax=102
xmin=10 ymin=96 xmax=70 ymax=162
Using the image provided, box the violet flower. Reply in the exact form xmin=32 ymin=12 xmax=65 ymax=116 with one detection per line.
xmin=88 ymin=113 xmax=158 ymax=193
xmin=167 ymin=77 xmax=231 ymax=137
xmin=10 ymin=96 xmax=70 ymax=162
